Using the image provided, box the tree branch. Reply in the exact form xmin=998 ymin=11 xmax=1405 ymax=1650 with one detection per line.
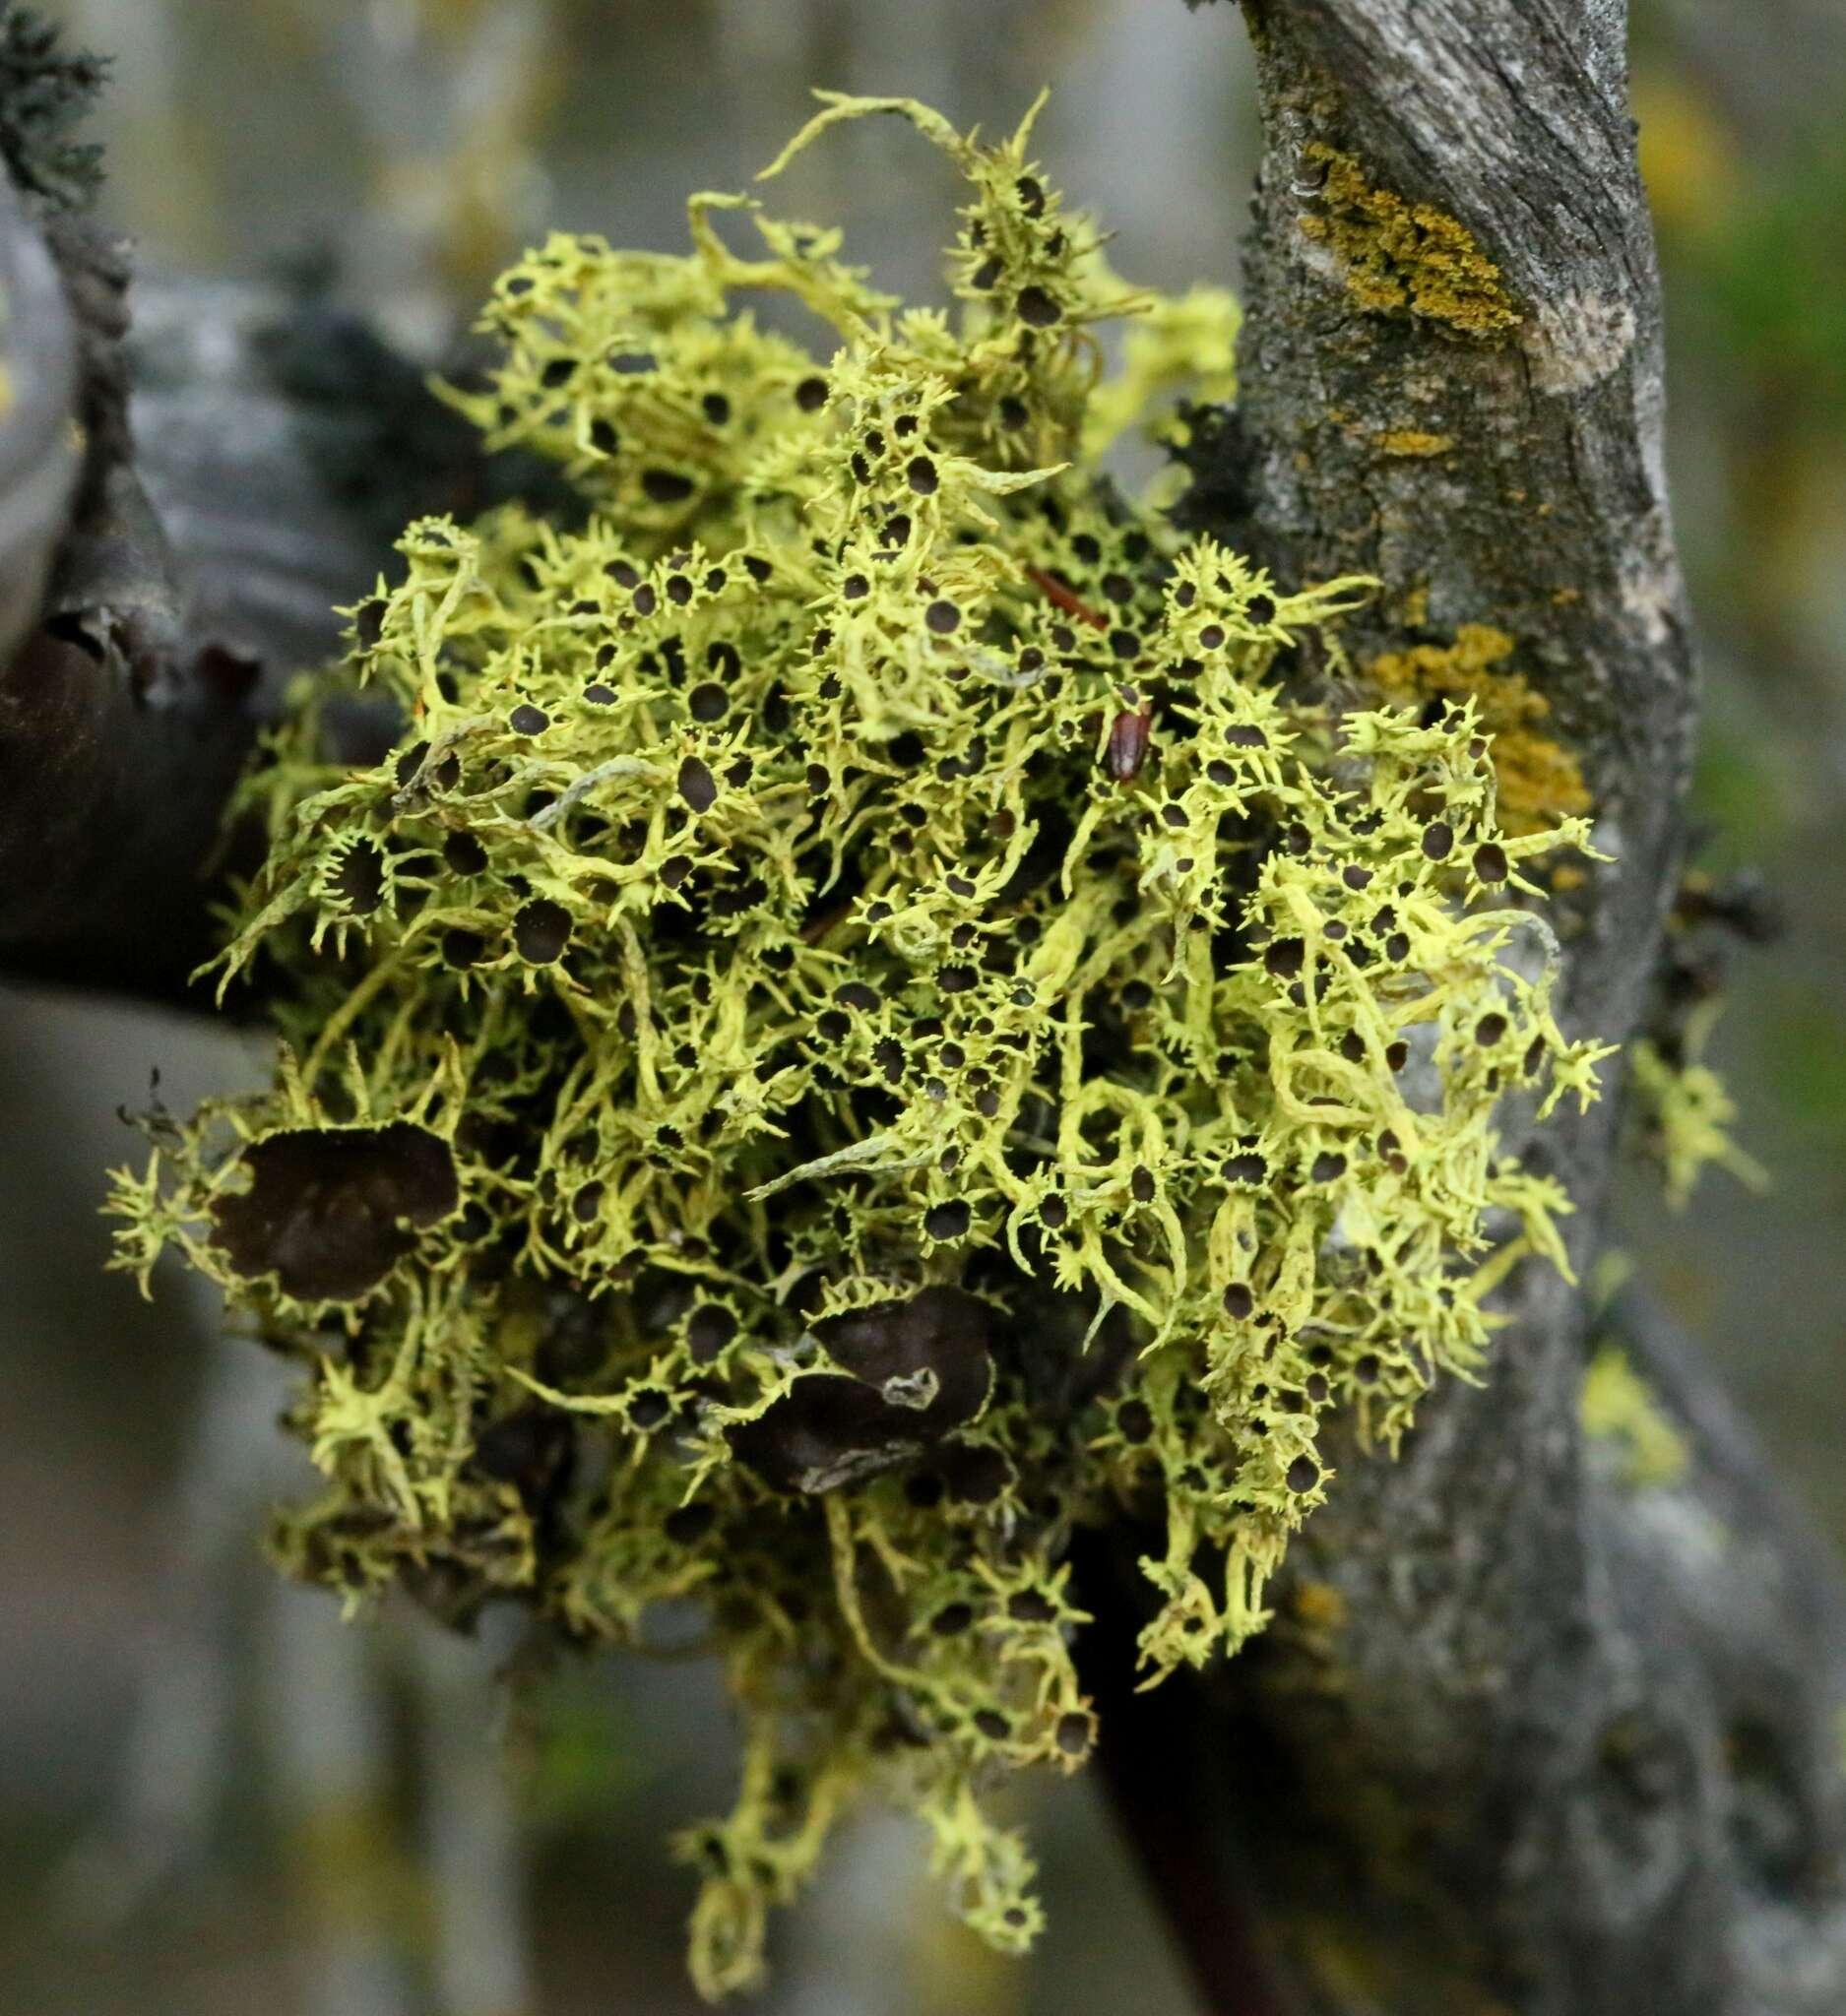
xmin=0 ymin=178 xmax=332 ymax=994
xmin=1103 ymin=3 xmax=1846 ymax=2010
xmin=0 ymin=170 xmax=76 ymax=659
xmin=0 ymin=176 xmax=509 ymax=999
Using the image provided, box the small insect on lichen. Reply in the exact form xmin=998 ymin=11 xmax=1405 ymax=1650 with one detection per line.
xmin=106 ymin=90 xmax=1609 ymax=1997
xmin=1104 ymin=703 xmax=1153 ymax=782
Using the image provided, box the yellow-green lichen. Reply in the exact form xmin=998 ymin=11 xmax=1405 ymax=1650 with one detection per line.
xmin=1299 ymin=143 xmax=1521 ymax=338
xmin=1581 ymin=1345 xmax=1689 ymax=1488
xmin=107 ymin=93 xmax=1607 ymax=1998
xmin=1081 ymin=281 xmax=1240 ymax=479
xmin=1367 ymin=623 xmax=1591 ymax=836
xmin=1628 ymin=997 xmax=1767 ymax=1211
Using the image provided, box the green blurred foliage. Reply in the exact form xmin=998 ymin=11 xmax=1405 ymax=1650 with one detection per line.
xmin=1695 ymin=133 xmax=1846 ymax=424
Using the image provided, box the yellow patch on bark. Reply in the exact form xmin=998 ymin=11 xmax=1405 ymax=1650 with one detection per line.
xmin=1368 ymin=623 xmax=1590 ymax=834
xmin=1376 ymin=428 xmax=1454 ymax=457
xmin=1299 ymin=144 xmax=1521 ymax=339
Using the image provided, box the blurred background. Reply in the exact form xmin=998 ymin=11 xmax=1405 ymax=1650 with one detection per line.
xmin=2 ymin=4 xmax=1841 ymax=2011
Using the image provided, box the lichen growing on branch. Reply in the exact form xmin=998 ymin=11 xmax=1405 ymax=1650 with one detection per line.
xmin=1629 ymin=999 xmax=1766 ymax=1211
xmin=1581 ymin=1343 xmax=1688 ymax=1489
xmin=108 ymin=93 xmax=1607 ymax=1995
xmin=0 ymin=2 xmax=108 ymax=214
xmin=1367 ymin=622 xmax=1592 ymax=836
xmin=1297 ymin=141 xmax=1521 ymax=339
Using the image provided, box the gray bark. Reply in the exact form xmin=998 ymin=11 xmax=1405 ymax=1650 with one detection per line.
xmin=1113 ymin=4 xmax=1846 ymax=2012
xmin=0 ymin=174 xmax=77 ymax=662
xmin=0 ymin=183 xmax=490 ymax=997
xmin=0 ymin=183 xmax=364 ymax=994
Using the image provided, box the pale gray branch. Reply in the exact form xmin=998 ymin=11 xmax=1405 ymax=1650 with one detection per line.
xmin=1131 ymin=6 xmax=1846 ymax=2011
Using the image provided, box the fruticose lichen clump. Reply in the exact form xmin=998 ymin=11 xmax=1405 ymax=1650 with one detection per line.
xmin=109 ymin=94 xmax=1608 ymax=1995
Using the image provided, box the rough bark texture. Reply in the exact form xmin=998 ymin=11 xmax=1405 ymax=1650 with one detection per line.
xmin=1107 ymin=4 xmax=1846 ymax=2012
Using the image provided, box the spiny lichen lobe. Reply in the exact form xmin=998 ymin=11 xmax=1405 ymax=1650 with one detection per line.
xmin=1367 ymin=622 xmax=1591 ymax=836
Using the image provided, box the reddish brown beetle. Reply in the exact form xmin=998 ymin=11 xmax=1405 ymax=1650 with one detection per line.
xmin=1104 ymin=703 xmax=1153 ymax=783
